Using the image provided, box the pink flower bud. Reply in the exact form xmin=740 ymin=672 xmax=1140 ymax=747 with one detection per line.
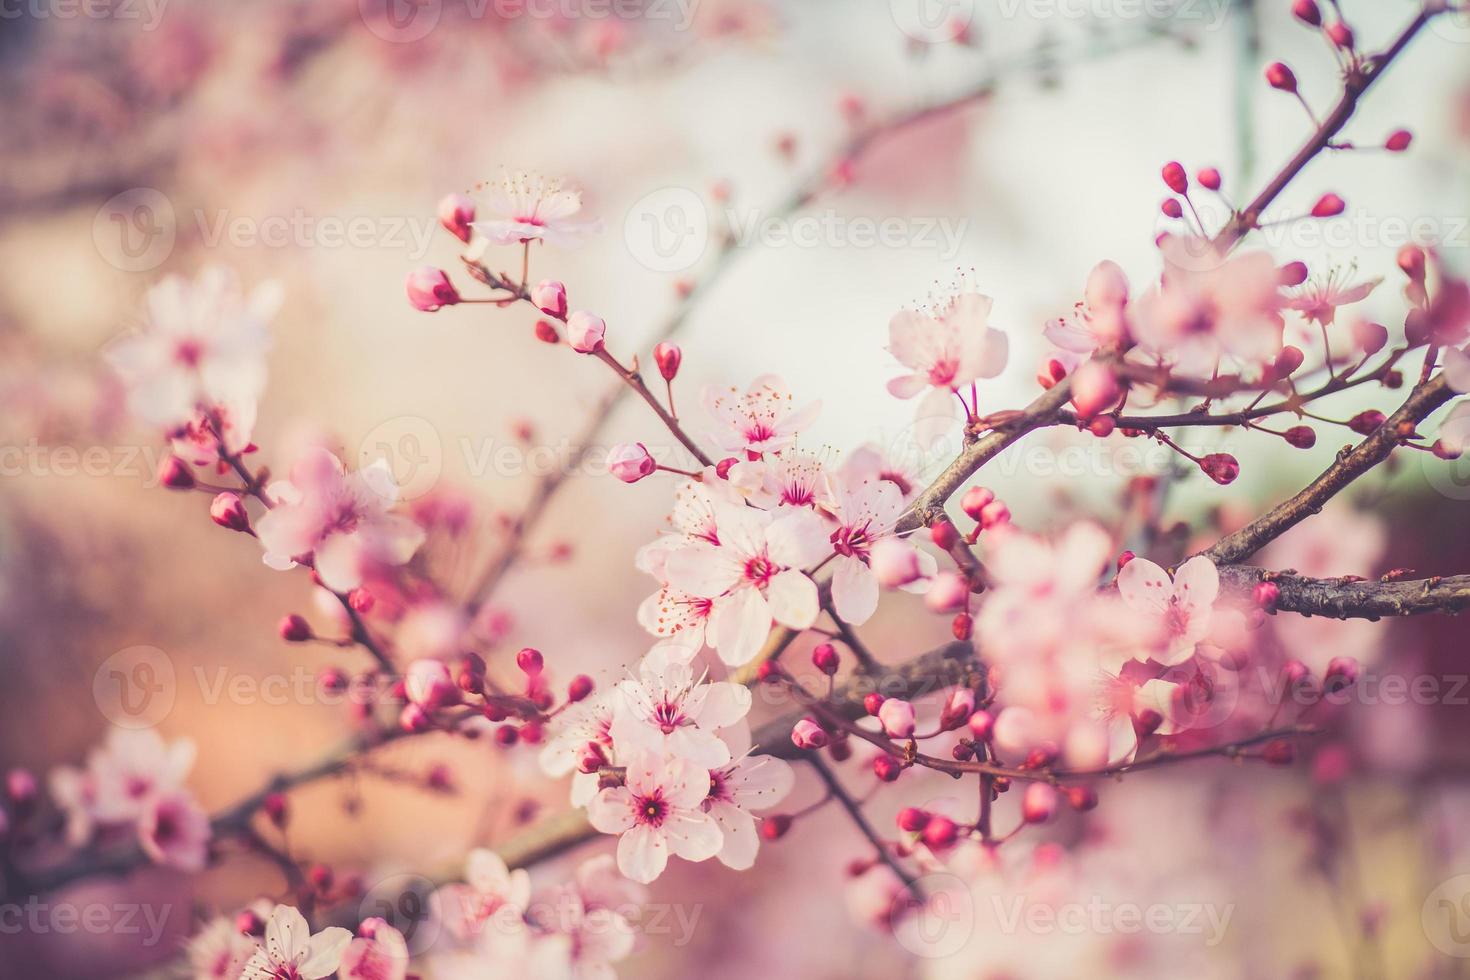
xmin=158 ymin=456 xmax=195 ymax=490
xmin=1263 ymin=740 xmax=1295 ymax=765
xmin=1326 ymin=21 xmax=1353 ymax=48
xmin=399 ymin=703 xmax=432 ymax=733
xmin=811 ymin=642 xmax=840 ymax=675
xmin=1161 ymin=198 xmax=1183 ymax=219
xmin=263 ymin=793 xmax=288 ymax=828
xmin=1278 ymin=261 xmax=1309 ymax=287
xmin=1199 ymin=452 xmax=1239 ymax=485
xmin=405 ymin=267 xmax=460 ymax=312
xmin=1161 ymin=161 xmax=1188 ymax=195
xmin=1253 ymin=580 xmax=1281 ymax=611
xmin=405 ymin=658 xmax=459 ymax=710
xmin=534 ymin=320 xmax=560 ymax=344
xmin=209 ymin=491 xmax=251 ymax=532
xmin=960 ymin=486 xmax=994 ymax=520
xmin=1385 ymin=129 xmax=1413 ymax=153
xmin=1324 ymin=657 xmax=1359 ymax=694
xmin=1284 ymin=425 xmax=1317 ymax=449
xmin=967 ymin=709 xmax=994 ymax=741
xmin=494 ymin=725 xmax=519 ymax=747
xmin=566 ymin=675 xmax=594 ymax=703
xmin=6 ymin=769 xmax=37 ymax=812
xmin=1089 ymin=415 xmax=1115 ymax=436
xmin=924 ymin=571 xmax=970 ymax=613
xmin=940 ymin=689 xmax=976 ymax=731
xmin=607 ymin=443 xmax=657 ymax=483
xmin=1351 ymin=320 xmax=1388 ymax=356
xmin=516 ymin=647 xmax=544 ymax=675
xmin=437 ymin=193 xmax=475 ymax=243
xmin=654 ymin=342 xmax=682 ymax=381
xmin=1117 ymin=550 xmax=1136 ymax=570
xmin=1292 ymin=0 xmax=1321 ymax=26
xmin=1064 ymin=785 xmax=1098 ymax=811
xmin=577 ymin=741 xmax=609 ymax=774
xmin=979 ymin=500 xmax=1011 ymax=529
xmin=878 ymin=698 xmax=916 ymax=739
xmin=236 ymin=910 xmax=265 ymax=937
xmin=1196 ymin=167 xmax=1222 ymax=191
xmin=1397 ymin=245 xmax=1427 ymax=282
xmin=760 ymin=814 xmax=792 ymax=840
xmin=791 ymin=717 xmax=829 ymax=750
xmin=872 ymin=755 xmax=902 ymax=782
xmin=1311 ymin=193 xmax=1346 ymax=218
xmin=1070 ymin=361 xmax=1121 ymax=419
xmin=869 ymin=537 xmax=923 ymax=588
xmin=921 ymin=815 xmax=958 ymax=849
xmin=531 ymin=279 xmax=567 ymax=318
xmin=1265 ymin=62 xmax=1297 ymax=92
xmin=930 ymin=520 xmax=959 ymax=549
xmin=1273 ymin=345 xmax=1306 ymax=380
xmin=278 ymin=614 xmax=313 ymax=642
xmin=897 ymin=807 xmax=930 ymax=833
xmin=864 ymin=692 xmax=885 ymax=716
xmin=1348 ymin=410 xmax=1386 ymax=435
xmin=1022 ymin=783 xmax=1058 ymax=823
xmin=566 ymin=311 xmax=606 ymax=353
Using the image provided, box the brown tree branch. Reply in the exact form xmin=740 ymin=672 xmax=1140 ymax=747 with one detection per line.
xmin=1220 ymin=565 xmax=1470 ymax=620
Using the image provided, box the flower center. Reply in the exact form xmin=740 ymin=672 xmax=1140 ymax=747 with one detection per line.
xmin=652 ymin=701 xmax=685 ymax=734
xmin=927 ymin=359 xmax=958 ymax=386
xmin=743 ymin=555 xmax=777 ymax=587
xmin=637 ymin=792 xmax=669 ymax=827
xmin=831 ymin=523 xmax=871 ymax=559
xmin=1163 ymin=598 xmax=1191 ymax=638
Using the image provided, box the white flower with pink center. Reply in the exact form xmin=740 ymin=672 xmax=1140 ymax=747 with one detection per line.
xmin=726 ymin=451 xmax=832 ymax=510
xmin=839 ymin=443 xmax=922 ymax=504
xmin=106 ymin=267 xmax=278 ymax=446
xmin=338 ymin=918 xmax=409 ymax=980
xmin=254 ymin=447 xmax=425 ymax=593
xmin=467 ymin=171 xmax=598 ymax=250
xmin=529 ymin=858 xmax=644 ymax=979
xmin=663 ymin=503 xmax=831 ymax=665
xmin=430 ymin=849 xmax=532 ymax=945
xmin=1044 ymin=260 xmax=1131 ymax=355
xmin=78 ymin=727 xmax=198 ymax=825
xmin=586 ymin=752 xmax=723 ymax=883
xmin=538 ymin=690 xmax=616 ymax=806
xmin=886 ymin=291 xmax=1009 ymax=448
xmin=826 ymin=477 xmax=931 ymax=625
xmin=702 ymin=375 xmax=820 ymax=457
xmin=610 ymin=657 xmax=751 ymax=767
xmin=187 ymin=916 xmax=258 ymax=980
xmin=1116 ymin=555 xmax=1220 ymax=666
xmin=705 ymin=750 xmax=795 ymax=870
xmin=1287 ymin=267 xmax=1381 ymax=326
xmin=240 ymin=905 xmax=352 ymax=980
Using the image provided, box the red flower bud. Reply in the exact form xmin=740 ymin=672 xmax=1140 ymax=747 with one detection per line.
xmin=653 ymin=342 xmax=682 ymax=381
xmin=1292 ymin=0 xmax=1321 ymax=26
xmin=1253 ymin=580 xmax=1281 ymax=611
xmin=1324 ymin=656 xmax=1359 ymax=694
xmin=1161 ymin=161 xmax=1188 ymax=195
xmin=1278 ymin=261 xmax=1309 ymax=287
xmin=1397 ymin=245 xmax=1427 ymax=282
xmin=263 ymin=793 xmax=288 ymax=828
xmin=494 ymin=725 xmax=519 ymax=747
xmin=921 ymin=816 xmax=958 ymax=849
xmin=897 ymin=807 xmax=930 ymax=833
xmin=960 ymin=486 xmax=995 ymax=521
xmin=158 ymin=456 xmax=195 ymax=490
xmin=760 ymin=814 xmax=792 ymax=840
xmin=1385 ymin=129 xmax=1412 ymax=153
xmin=278 ymin=614 xmax=313 ymax=642
xmin=930 ymin=520 xmax=959 ymax=549
xmin=1265 ymin=62 xmax=1297 ymax=93
xmin=1326 ymin=21 xmax=1353 ymax=49
xmin=1263 ymin=740 xmax=1296 ymax=765
xmin=1063 ymin=786 xmax=1099 ymax=811
xmin=567 ymin=674 xmax=594 ymax=702
xmin=516 ymin=648 xmax=544 ymax=675
xmin=1274 ymin=345 xmax=1306 ymax=378
xmin=1161 ymin=198 xmax=1184 ymax=219
xmin=811 ymin=643 xmax=840 ymax=676
xmin=864 ymin=692 xmax=886 ymax=716
xmin=1199 ymin=452 xmax=1240 ymax=485
xmin=1284 ymin=425 xmax=1317 ymax=449
xmin=534 ymin=320 xmax=560 ymax=344
xmin=1348 ymin=410 xmax=1386 ymax=435
xmin=210 ymin=491 xmax=251 ymax=531
xmin=952 ymin=612 xmax=973 ymax=640
xmin=1197 ymin=167 xmax=1221 ymax=191
xmin=872 ymin=755 xmax=902 ymax=782
xmin=1311 ymin=193 xmax=1346 ymax=218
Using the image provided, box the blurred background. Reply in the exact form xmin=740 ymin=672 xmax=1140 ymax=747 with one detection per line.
xmin=2 ymin=0 xmax=1470 ymax=976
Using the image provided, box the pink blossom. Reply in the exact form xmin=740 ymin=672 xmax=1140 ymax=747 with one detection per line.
xmin=607 ymin=442 xmax=656 ymax=483
xmin=878 ymin=698 xmax=916 ymax=738
xmin=840 ymin=443 xmax=922 ymax=503
xmin=725 ymin=451 xmax=832 ymax=509
xmin=106 ymin=267 xmax=277 ymax=447
xmin=538 ymin=690 xmax=615 ymax=806
xmin=240 ymin=904 xmax=352 ymax=980
xmin=405 ymin=267 xmax=461 ymax=312
xmin=139 ymin=789 xmax=211 ymax=872
xmin=531 ymin=860 xmax=642 ymax=976
xmin=1287 ymin=268 xmax=1381 ymax=326
xmin=404 ymin=658 xmax=459 ymax=710
xmin=705 ymin=752 xmax=795 ymax=870
xmin=1044 ymin=260 xmax=1130 ymax=353
xmin=790 ymin=717 xmax=828 ymax=749
xmin=467 ymin=171 xmax=599 ymax=250
xmin=586 ymin=752 xmax=723 ymax=883
xmin=887 ymin=290 xmax=1009 ymax=447
xmin=187 ymin=916 xmax=258 ymax=980
xmin=254 ymin=447 xmax=425 ymax=593
xmin=827 ymin=477 xmax=921 ymax=624
xmin=663 ymin=503 xmax=830 ymax=664
xmin=338 ymin=919 xmax=409 ymax=980
xmin=566 ymin=311 xmax=606 ymax=353
xmin=702 ymin=375 xmax=820 ymax=457
xmin=437 ymin=193 xmax=475 ymax=243
xmin=610 ymin=657 xmax=752 ymax=766
xmin=430 ymin=848 xmax=532 ymax=943
xmin=531 ymin=278 xmax=567 ymax=318
xmin=85 ymin=728 xmax=198 ymax=825
xmin=869 ymin=535 xmax=924 ymax=588
xmin=1116 ymin=554 xmax=1220 ymax=665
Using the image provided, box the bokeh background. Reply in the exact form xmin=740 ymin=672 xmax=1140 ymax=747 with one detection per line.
xmin=3 ymin=0 xmax=1470 ymax=976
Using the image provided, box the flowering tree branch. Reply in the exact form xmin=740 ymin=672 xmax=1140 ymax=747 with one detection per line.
xmin=1220 ymin=565 xmax=1470 ymax=619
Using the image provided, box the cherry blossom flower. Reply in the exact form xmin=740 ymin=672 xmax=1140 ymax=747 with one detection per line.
xmin=240 ymin=905 xmax=352 ymax=980
xmin=705 ymin=746 xmax=795 ymax=870
xmin=527 ymin=859 xmax=644 ymax=980
xmin=139 ymin=789 xmax=211 ymax=871
xmin=586 ymin=752 xmax=723 ymax=883
xmin=338 ymin=919 xmax=409 ymax=980
xmin=610 ymin=657 xmax=752 ymax=767
xmin=825 ymin=476 xmax=933 ymax=625
xmin=84 ymin=728 xmax=198 ymax=825
xmin=1287 ymin=267 xmax=1381 ymax=325
xmin=106 ymin=267 xmax=278 ymax=444
xmin=1044 ymin=260 xmax=1131 ymax=354
xmin=430 ymin=849 xmax=531 ymax=945
xmin=1444 ymin=347 xmax=1470 ymax=394
xmin=839 ymin=443 xmax=923 ymax=503
xmin=886 ymin=290 xmax=1009 ymax=447
xmin=467 ymin=171 xmax=598 ymax=251
xmin=187 ymin=916 xmax=258 ymax=980
xmin=1116 ymin=555 xmax=1220 ymax=666
xmin=539 ymin=690 xmax=616 ymax=806
xmin=726 ymin=450 xmax=832 ymax=509
xmin=255 ymin=447 xmax=425 ymax=593
xmin=663 ymin=502 xmax=830 ymax=664
xmin=702 ymin=375 xmax=820 ymax=457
